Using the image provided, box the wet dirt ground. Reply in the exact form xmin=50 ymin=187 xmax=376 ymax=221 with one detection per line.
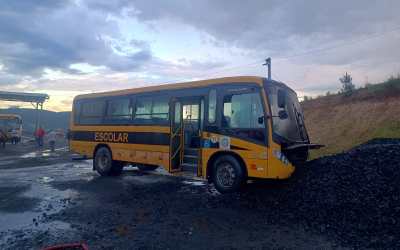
xmin=1 ymin=140 xmax=397 ymax=249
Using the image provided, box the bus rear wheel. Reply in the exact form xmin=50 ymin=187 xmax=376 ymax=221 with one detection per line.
xmin=212 ymin=155 xmax=244 ymax=193
xmin=94 ymin=147 xmax=123 ymax=176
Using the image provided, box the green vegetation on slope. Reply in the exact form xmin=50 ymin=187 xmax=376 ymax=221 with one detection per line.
xmin=302 ymin=75 xmax=400 ymax=159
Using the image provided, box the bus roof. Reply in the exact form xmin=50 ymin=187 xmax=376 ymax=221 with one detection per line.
xmin=0 ymin=114 xmax=22 ymax=120
xmin=74 ymin=76 xmax=265 ymax=100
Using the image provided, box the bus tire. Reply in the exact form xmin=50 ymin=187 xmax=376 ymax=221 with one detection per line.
xmin=94 ymin=147 xmax=123 ymax=176
xmin=212 ymin=155 xmax=244 ymax=193
xmin=137 ymin=164 xmax=158 ymax=171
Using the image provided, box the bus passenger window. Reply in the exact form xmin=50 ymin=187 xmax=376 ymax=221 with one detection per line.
xmin=106 ymin=99 xmax=131 ymax=120
xmin=208 ymin=89 xmax=217 ymax=123
xmin=152 ymin=98 xmax=169 ymax=119
xmin=134 ymin=96 xmax=169 ymax=123
xmin=223 ymin=92 xmax=264 ymax=129
xmin=79 ymin=100 xmax=105 ymax=124
xmin=135 ymin=97 xmax=152 ymax=119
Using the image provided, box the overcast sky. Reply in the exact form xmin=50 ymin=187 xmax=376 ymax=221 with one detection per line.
xmin=1 ymin=0 xmax=399 ymax=111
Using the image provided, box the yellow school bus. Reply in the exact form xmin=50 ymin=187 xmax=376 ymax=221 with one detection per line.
xmin=70 ymin=76 xmax=320 ymax=193
xmin=0 ymin=114 xmax=22 ymax=143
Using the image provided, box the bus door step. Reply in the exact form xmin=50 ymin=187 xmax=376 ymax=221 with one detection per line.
xmin=180 ymin=163 xmax=197 ymax=172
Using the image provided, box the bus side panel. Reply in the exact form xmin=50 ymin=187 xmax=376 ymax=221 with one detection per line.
xmin=69 ymin=126 xmax=171 ymax=170
xmin=70 ymin=140 xmax=97 ymax=158
xmin=108 ymin=143 xmax=170 ymax=169
xmin=201 ymin=132 xmax=268 ymax=179
xmin=267 ymin=141 xmax=295 ymax=179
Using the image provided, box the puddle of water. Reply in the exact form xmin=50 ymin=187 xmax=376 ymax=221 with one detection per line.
xmin=182 ymin=180 xmax=206 ymax=186
xmin=0 ymin=160 xmax=15 ymax=166
xmin=154 ymin=167 xmax=170 ymax=175
xmin=0 ymin=159 xmax=92 ymax=233
xmin=0 ymin=155 xmax=17 ymax=161
xmin=72 ymin=160 xmax=92 ymax=168
xmin=19 ymin=151 xmax=60 ymax=159
xmin=123 ymin=175 xmax=170 ymax=184
xmin=43 ymin=147 xmax=68 ymax=153
xmin=0 ymin=183 xmax=78 ymax=232
xmin=20 ymin=152 xmax=38 ymax=158
xmin=38 ymin=176 xmax=54 ymax=183
xmin=55 ymin=147 xmax=68 ymax=152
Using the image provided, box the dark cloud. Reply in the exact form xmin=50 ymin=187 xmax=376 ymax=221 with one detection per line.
xmin=88 ymin=0 xmax=399 ymax=65
xmin=123 ymin=0 xmax=400 ymax=51
xmin=1 ymin=0 xmax=399 ymax=95
xmin=0 ymin=0 xmax=152 ymax=76
xmin=0 ymin=72 xmax=23 ymax=86
xmin=0 ymin=0 xmax=69 ymax=12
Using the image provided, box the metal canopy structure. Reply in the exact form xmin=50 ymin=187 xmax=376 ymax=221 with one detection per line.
xmin=0 ymin=91 xmax=49 ymax=131
xmin=0 ymin=91 xmax=49 ymax=103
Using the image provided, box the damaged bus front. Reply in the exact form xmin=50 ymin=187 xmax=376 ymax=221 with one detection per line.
xmin=264 ymin=80 xmax=323 ymax=166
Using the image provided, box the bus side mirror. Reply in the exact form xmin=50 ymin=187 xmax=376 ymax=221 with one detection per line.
xmin=278 ymin=110 xmax=288 ymax=120
xmin=277 ymin=90 xmax=286 ymax=109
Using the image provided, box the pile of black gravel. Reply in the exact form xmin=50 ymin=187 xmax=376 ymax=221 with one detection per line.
xmin=281 ymin=138 xmax=400 ymax=248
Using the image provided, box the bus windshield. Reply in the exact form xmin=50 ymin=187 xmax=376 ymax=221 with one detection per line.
xmin=265 ymin=81 xmax=309 ymax=145
xmin=0 ymin=118 xmax=20 ymax=130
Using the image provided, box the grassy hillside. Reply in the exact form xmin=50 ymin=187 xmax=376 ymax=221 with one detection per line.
xmin=302 ymin=76 xmax=400 ymax=158
xmin=0 ymin=108 xmax=70 ymax=134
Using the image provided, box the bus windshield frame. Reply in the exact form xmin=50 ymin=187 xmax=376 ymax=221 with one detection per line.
xmin=264 ymin=80 xmax=309 ymax=146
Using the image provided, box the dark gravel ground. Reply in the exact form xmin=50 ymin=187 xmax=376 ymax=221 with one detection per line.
xmin=1 ymin=138 xmax=399 ymax=249
xmin=268 ymin=138 xmax=400 ymax=249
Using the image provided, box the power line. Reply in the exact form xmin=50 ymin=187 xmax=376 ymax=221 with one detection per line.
xmin=272 ymin=72 xmax=281 ymax=82
xmin=175 ymin=26 xmax=400 ymax=81
xmin=205 ymin=60 xmax=263 ymax=78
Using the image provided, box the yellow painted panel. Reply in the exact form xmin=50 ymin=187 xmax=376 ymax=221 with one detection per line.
xmin=70 ymin=125 xmax=170 ymax=133
xmin=200 ymin=132 xmax=269 ymax=179
xmin=267 ymin=141 xmax=295 ymax=179
xmin=69 ymin=140 xmax=170 ymax=170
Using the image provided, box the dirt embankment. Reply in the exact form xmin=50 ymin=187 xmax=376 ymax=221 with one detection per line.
xmin=302 ymin=87 xmax=400 ymax=158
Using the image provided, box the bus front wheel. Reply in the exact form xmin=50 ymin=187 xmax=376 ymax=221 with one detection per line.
xmin=94 ymin=147 xmax=123 ymax=176
xmin=212 ymin=155 xmax=244 ymax=193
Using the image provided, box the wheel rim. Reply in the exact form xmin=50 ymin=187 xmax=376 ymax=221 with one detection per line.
xmin=216 ymin=162 xmax=236 ymax=188
xmin=97 ymin=152 xmax=109 ymax=171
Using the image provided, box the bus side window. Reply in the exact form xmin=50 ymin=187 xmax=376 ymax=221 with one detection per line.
xmin=105 ymin=98 xmax=131 ymax=122
xmin=135 ymin=97 xmax=152 ymax=120
xmin=222 ymin=92 xmax=264 ymax=129
xmin=152 ymin=97 xmax=169 ymax=120
xmin=79 ymin=100 xmax=105 ymax=125
xmin=134 ymin=96 xmax=169 ymax=124
xmin=208 ymin=89 xmax=217 ymax=124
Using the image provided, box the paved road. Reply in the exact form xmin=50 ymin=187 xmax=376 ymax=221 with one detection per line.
xmin=0 ymin=143 xmax=342 ymax=250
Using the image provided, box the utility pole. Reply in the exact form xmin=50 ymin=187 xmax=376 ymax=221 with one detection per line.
xmin=263 ymin=58 xmax=271 ymax=81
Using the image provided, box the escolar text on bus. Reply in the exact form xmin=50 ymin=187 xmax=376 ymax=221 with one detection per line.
xmin=94 ymin=132 xmax=129 ymax=143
